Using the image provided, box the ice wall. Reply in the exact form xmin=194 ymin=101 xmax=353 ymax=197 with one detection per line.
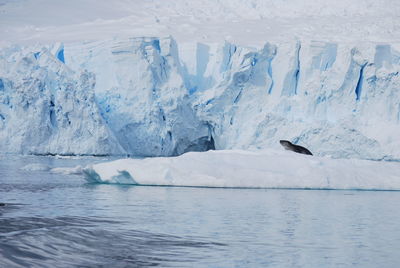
xmin=65 ymin=38 xmax=213 ymax=156
xmin=194 ymin=40 xmax=400 ymax=160
xmin=0 ymin=46 xmax=124 ymax=155
xmin=0 ymin=37 xmax=399 ymax=159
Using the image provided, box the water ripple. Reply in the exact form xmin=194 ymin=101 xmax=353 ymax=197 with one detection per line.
xmin=0 ymin=215 xmax=225 ymax=268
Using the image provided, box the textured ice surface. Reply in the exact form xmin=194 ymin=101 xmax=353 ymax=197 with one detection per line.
xmin=0 ymin=37 xmax=400 ymax=159
xmin=0 ymin=0 xmax=399 ymax=159
xmin=83 ymin=149 xmax=400 ymax=190
xmin=0 ymin=46 xmax=124 ymax=155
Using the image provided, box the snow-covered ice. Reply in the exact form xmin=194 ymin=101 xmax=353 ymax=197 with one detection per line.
xmin=50 ymin=166 xmax=83 ymax=175
xmin=0 ymin=0 xmax=398 ymax=46
xmin=83 ymin=149 xmax=400 ymax=190
xmin=0 ymin=0 xmax=399 ymax=161
xmin=1 ymin=36 xmax=399 ymax=159
xmin=20 ymin=163 xmax=51 ymax=171
xmin=20 ymin=163 xmax=83 ymax=174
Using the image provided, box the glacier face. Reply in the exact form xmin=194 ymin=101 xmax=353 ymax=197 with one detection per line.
xmin=0 ymin=46 xmax=124 ymax=155
xmin=65 ymin=38 xmax=213 ymax=156
xmin=195 ymin=41 xmax=400 ymax=160
xmin=0 ymin=37 xmax=399 ymax=159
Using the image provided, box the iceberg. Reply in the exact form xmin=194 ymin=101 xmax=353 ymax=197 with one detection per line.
xmin=83 ymin=149 xmax=400 ymax=190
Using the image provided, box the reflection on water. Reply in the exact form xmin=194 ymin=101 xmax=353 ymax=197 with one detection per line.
xmin=1 ymin=155 xmax=400 ymax=267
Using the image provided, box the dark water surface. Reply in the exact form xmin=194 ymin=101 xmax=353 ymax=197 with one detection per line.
xmin=1 ymin=155 xmax=400 ymax=267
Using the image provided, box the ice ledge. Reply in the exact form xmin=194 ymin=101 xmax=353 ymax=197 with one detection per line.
xmin=83 ymin=149 xmax=400 ymax=191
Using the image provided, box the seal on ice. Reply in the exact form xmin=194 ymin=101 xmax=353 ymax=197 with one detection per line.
xmin=279 ymin=140 xmax=313 ymax=155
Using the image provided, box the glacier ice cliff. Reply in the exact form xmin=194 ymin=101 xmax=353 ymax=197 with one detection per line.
xmin=0 ymin=37 xmax=399 ymax=159
xmin=0 ymin=46 xmax=123 ymax=155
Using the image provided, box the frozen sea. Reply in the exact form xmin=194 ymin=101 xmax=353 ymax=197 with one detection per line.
xmin=1 ymin=155 xmax=400 ymax=268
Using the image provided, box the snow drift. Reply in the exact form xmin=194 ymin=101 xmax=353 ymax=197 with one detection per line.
xmin=83 ymin=149 xmax=400 ymax=190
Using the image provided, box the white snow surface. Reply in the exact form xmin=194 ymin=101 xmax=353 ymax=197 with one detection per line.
xmin=83 ymin=149 xmax=400 ymax=190
xmin=0 ymin=0 xmax=399 ymax=46
xmin=0 ymin=0 xmax=400 ymax=160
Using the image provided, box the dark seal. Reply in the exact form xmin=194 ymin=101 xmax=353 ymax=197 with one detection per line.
xmin=279 ymin=140 xmax=313 ymax=156
xmin=0 ymin=203 xmax=5 ymax=206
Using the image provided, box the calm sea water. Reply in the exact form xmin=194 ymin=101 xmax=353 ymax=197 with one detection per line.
xmin=1 ymin=155 xmax=400 ymax=267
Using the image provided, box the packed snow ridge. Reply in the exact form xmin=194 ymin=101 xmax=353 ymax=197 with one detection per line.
xmin=0 ymin=36 xmax=400 ymax=159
